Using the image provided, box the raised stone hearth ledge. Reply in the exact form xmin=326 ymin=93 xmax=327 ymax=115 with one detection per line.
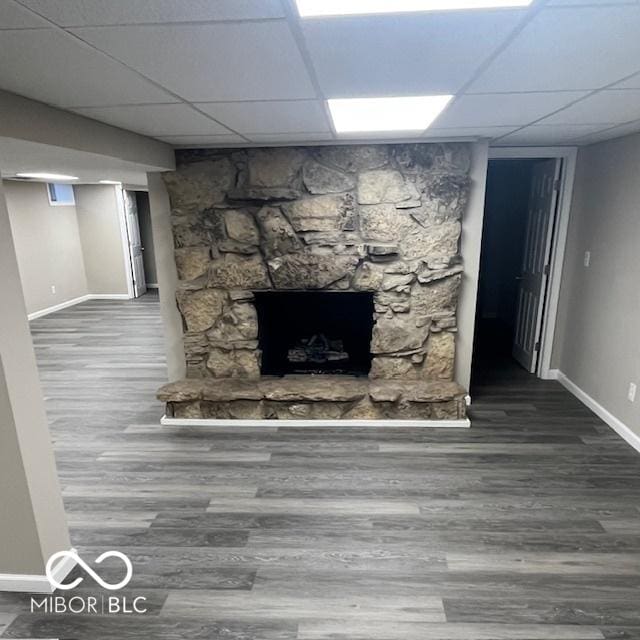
xmin=159 ymin=376 xmax=467 ymax=421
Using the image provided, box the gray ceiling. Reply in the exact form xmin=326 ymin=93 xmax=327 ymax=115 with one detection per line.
xmin=2 ymin=0 xmax=640 ymax=147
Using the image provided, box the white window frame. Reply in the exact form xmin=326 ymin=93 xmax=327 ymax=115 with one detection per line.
xmin=46 ymin=183 xmax=76 ymax=207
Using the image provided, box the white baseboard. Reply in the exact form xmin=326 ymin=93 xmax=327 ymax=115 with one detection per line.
xmin=88 ymin=293 xmax=131 ymax=300
xmin=0 ymin=548 xmax=76 ymax=594
xmin=161 ymin=415 xmax=471 ymax=429
xmin=147 ymin=283 xmax=159 ymax=289
xmin=557 ymin=371 xmax=640 ymax=454
xmin=543 ymin=368 xmax=560 ymax=380
xmin=27 ymin=295 xmax=92 ymax=320
xmin=28 ymin=294 xmax=132 ymax=320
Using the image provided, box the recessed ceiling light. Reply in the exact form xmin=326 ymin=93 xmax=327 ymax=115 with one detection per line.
xmin=328 ymin=96 xmax=453 ymax=133
xmin=296 ymin=0 xmax=533 ymax=17
xmin=99 ymin=180 xmax=121 ymax=185
xmin=16 ymin=172 xmax=78 ymax=181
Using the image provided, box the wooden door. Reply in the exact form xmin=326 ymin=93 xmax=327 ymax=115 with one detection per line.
xmin=123 ymin=190 xmax=147 ymax=298
xmin=512 ymin=159 xmax=561 ymax=373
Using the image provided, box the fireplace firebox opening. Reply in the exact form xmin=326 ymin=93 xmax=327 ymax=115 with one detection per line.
xmin=254 ymin=291 xmax=374 ymax=376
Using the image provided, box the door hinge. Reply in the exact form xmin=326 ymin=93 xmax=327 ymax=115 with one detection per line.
xmin=534 ymin=341 xmax=541 ymax=352
xmin=543 ymin=264 xmax=550 ymax=276
xmin=553 ymin=179 xmax=561 ymax=191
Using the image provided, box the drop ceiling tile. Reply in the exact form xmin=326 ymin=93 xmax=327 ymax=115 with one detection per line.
xmin=433 ymin=92 xmax=587 ymax=128
xmin=611 ymin=72 xmax=640 ymax=89
xmin=572 ymin=120 xmax=640 ymax=145
xmin=496 ymin=123 xmax=609 ymax=145
xmin=470 ymin=6 xmax=640 ymax=92
xmin=73 ymin=22 xmax=316 ymax=102
xmin=302 ymin=11 xmax=524 ymax=97
xmin=426 ymin=126 xmax=519 ymax=139
xmin=159 ymin=134 xmax=246 ymax=146
xmin=74 ymin=104 xmax=233 ymax=136
xmin=245 ymin=132 xmax=334 ymax=143
xmin=469 ymin=6 xmax=640 ymax=93
xmin=0 ymin=29 xmax=173 ymax=107
xmin=0 ymin=1 xmax=51 ymax=28
xmin=540 ymin=90 xmax=640 ymax=124
xmin=197 ymin=100 xmax=330 ymax=134
xmin=18 ymin=0 xmax=284 ymax=26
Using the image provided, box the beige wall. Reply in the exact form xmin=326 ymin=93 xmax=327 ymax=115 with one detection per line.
xmin=0 ymin=89 xmax=173 ymax=171
xmin=4 ymin=181 xmax=132 ymax=314
xmin=4 ymin=180 xmax=88 ymax=315
xmin=147 ymin=173 xmax=186 ymax=381
xmin=0 ymin=356 xmax=43 ymax=575
xmin=0 ymin=177 xmax=70 ymax=578
xmin=553 ymin=133 xmax=640 ymax=434
xmin=457 ymin=141 xmax=490 ymax=390
xmin=75 ymin=185 xmax=129 ymax=296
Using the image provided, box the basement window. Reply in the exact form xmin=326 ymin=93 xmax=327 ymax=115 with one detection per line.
xmin=47 ymin=183 xmax=76 ymax=206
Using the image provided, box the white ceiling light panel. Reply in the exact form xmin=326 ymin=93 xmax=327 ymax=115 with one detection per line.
xmin=328 ymin=95 xmax=453 ymax=133
xmin=296 ymin=0 xmax=533 ymax=18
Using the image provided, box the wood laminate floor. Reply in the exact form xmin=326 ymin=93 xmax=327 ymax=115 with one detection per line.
xmin=2 ymin=293 xmax=639 ymax=639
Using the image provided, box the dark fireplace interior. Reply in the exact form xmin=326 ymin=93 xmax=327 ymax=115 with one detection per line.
xmin=254 ymin=292 xmax=374 ymax=376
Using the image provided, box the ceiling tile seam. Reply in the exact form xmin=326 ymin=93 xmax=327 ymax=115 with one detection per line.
xmin=453 ymin=0 xmax=550 ymax=97
xmin=428 ymin=126 xmax=516 ymax=132
xmin=433 ymin=1 xmax=549 ymax=134
xmin=568 ymin=117 xmax=640 ymax=143
xmin=54 ymin=18 xmax=287 ymax=29
xmin=240 ymin=130 xmax=332 ymax=135
xmin=489 ymin=123 xmax=614 ymax=144
xmin=11 ymin=0 xmax=254 ymax=144
xmin=192 ymin=98 xmax=322 ymax=105
xmin=183 ymin=103 xmax=254 ymax=141
xmin=280 ymin=0 xmax=337 ymax=140
xmin=65 ymin=98 xmax=351 ymax=110
xmin=167 ymin=135 xmax=482 ymax=149
xmin=462 ymin=89 xmax=604 ymax=95
xmin=494 ymin=66 xmax=640 ymax=139
xmin=67 ymin=102 xmax=181 ymax=110
xmin=0 ymin=26 xmax=52 ymax=31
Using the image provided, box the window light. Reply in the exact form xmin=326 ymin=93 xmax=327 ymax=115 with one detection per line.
xmin=328 ymin=96 xmax=453 ymax=133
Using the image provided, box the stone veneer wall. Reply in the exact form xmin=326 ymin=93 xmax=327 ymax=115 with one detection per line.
xmin=162 ymin=143 xmax=471 ymax=385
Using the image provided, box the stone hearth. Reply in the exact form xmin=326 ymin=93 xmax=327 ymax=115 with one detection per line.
xmin=157 ymin=142 xmax=471 ymax=421
xmin=160 ymin=377 xmax=466 ymax=421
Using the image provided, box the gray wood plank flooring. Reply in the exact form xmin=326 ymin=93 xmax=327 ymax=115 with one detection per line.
xmin=2 ymin=293 xmax=640 ymax=639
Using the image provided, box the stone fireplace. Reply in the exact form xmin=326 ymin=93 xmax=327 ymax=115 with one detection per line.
xmin=157 ymin=143 xmax=470 ymax=421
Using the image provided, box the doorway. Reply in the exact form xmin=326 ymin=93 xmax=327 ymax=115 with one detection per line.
xmin=135 ymin=192 xmax=158 ymax=290
xmin=472 ymin=148 xmax=576 ymax=385
xmin=117 ymin=189 xmax=157 ymax=299
xmin=121 ymin=189 xmax=147 ymax=298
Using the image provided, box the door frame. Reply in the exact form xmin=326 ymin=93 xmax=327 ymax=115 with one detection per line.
xmin=115 ymin=185 xmax=136 ymax=300
xmin=488 ymin=146 xmax=578 ymax=380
